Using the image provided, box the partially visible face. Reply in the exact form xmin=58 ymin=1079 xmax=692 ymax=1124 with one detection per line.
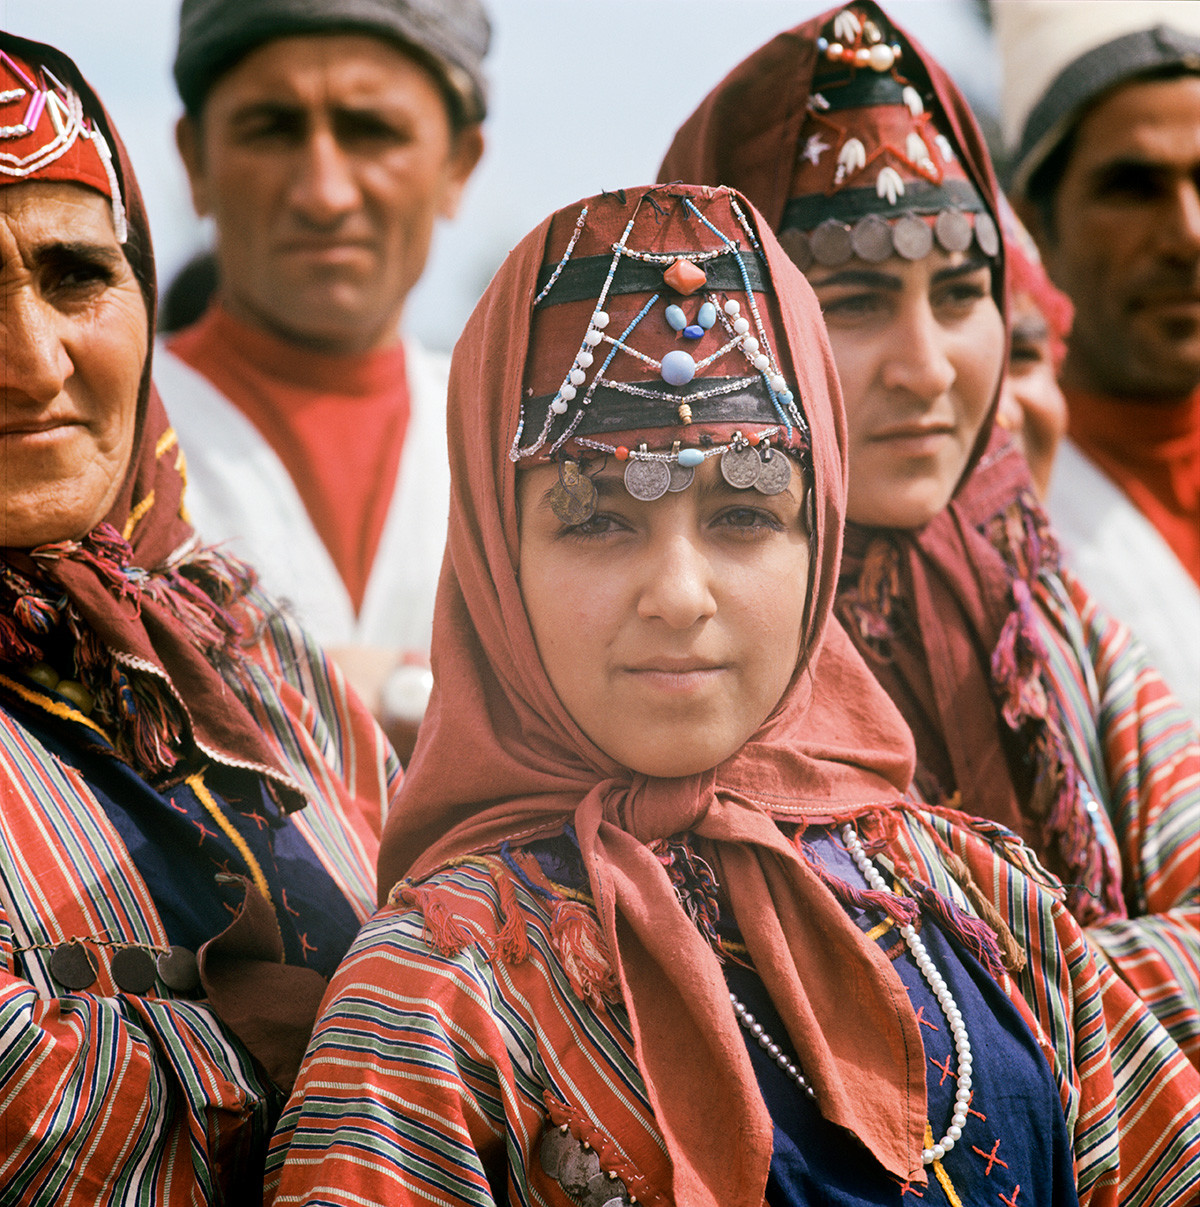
xmin=997 ymin=291 xmax=1068 ymax=498
xmin=1 ymin=182 xmax=147 ymax=547
xmin=1039 ymin=75 xmax=1200 ymax=400
xmin=517 ymin=457 xmax=811 ymax=778
xmin=806 ymin=249 xmax=1004 ymax=528
xmin=178 ymin=34 xmax=483 ymax=355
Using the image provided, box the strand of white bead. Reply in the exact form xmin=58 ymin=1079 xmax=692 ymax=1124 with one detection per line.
xmin=840 ymin=824 xmax=972 ymax=1164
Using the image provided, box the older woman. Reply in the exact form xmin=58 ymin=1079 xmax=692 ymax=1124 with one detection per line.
xmin=0 ymin=33 xmax=389 ymax=1200
xmin=266 ymin=183 xmax=1200 ymax=1206
xmin=661 ymin=0 xmax=1200 ymax=1069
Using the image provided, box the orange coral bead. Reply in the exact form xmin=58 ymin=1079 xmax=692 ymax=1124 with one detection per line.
xmin=662 ymin=257 xmax=707 ymax=296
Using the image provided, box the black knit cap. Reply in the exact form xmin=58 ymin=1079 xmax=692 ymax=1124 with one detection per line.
xmin=174 ymin=0 xmax=491 ymax=124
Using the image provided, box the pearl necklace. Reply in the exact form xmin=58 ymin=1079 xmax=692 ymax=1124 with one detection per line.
xmin=728 ymin=826 xmax=973 ymax=1166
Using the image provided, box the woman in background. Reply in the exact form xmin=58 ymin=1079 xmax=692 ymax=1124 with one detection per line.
xmin=661 ymin=0 xmax=1200 ymax=1069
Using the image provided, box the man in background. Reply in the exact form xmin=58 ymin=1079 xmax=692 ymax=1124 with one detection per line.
xmin=157 ymin=0 xmax=488 ymax=750
xmin=998 ymin=1 xmax=1200 ymax=720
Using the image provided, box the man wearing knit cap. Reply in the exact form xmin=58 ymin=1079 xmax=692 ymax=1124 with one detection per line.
xmin=998 ymin=0 xmax=1200 ymax=720
xmin=156 ymin=0 xmax=488 ymax=754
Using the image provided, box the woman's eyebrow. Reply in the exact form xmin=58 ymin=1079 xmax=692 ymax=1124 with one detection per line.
xmin=809 ymin=268 xmax=902 ymax=290
xmin=931 ymin=256 xmax=989 ymax=285
xmin=30 ymin=239 xmax=123 ymax=269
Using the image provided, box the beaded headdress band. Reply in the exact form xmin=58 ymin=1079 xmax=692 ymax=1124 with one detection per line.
xmin=514 ymin=186 xmax=810 ymax=523
xmin=0 ymin=47 xmax=127 ymax=242
xmin=779 ymin=4 xmax=997 ymax=273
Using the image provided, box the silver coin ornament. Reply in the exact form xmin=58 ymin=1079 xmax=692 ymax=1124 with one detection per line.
xmin=624 ymin=457 xmax=671 ymax=501
xmin=720 ymin=443 xmax=762 ymax=489
xmin=50 ymin=941 xmax=98 ymax=990
xmin=754 ymin=447 xmax=793 ymax=495
xmin=549 ymin=460 xmax=598 ymax=525
xmin=539 ymin=1125 xmax=578 ymax=1178
xmin=157 ymin=945 xmax=201 ymax=993
xmin=111 ymin=946 xmax=158 ymax=995
xmin=559 ymin=1144 xmax=602 ymax=1193
xmin=666 ymin=459 xmax=695 ymax=492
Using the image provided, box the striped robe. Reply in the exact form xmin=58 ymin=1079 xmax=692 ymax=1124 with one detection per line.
xmin=1039 ymin=570 xmax=1200 ymax=1067
xmin=265 ymin=810 xmax=1200 ymax=1207
xmin=0 ymin=590 xmax=392 ymax=1205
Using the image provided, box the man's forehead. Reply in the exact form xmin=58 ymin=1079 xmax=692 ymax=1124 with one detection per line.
xmin=206 ymin=32 xmax=440 ymax=112
xmin=1073 ymin=73 xmax=1200 ymax=169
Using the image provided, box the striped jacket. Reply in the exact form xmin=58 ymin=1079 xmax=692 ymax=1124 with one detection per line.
xmin=265 ymin=809 xmax=1200 ymax=1206
xmin=0 ymin=591 xmax=391 ymax=1205
xmin=1040 ymin=570 xmax=1200 ymax=1067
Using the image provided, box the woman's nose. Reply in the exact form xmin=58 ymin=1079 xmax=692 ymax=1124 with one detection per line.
xmin=879 ymin=302 xmax=956 ymax=400
xmin=0 ymin=291 xmax=71 ymax=404
xmin=636 ymin=533 xmax=718 ymax=629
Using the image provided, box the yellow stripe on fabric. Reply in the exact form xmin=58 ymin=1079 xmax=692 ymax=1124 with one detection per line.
xmin=123 ymin=492 xmax=155 ymax=541
xmin=187 ymin=770 xmax=272 ymax=902
xmin=156 ymin=429 xmax=178 ymax=458
xmin=865 ymin=918 xmax=895 ymax=942
xmin=926 ymin=1122 xmax=964 ymax=1207
xmin=0 ymin=671 xmax=111 ymax=740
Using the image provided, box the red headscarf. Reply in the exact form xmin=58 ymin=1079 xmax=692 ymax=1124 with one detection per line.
xmin=378 ymin=184 xmax=935 ymax=1200
xmin=659 ymin=2 xmax=1123 ymax=922
xmin=0 ymin=34 xmax=305 ymax=808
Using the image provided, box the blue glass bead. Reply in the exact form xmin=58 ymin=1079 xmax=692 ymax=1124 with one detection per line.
xmin=778 ymin=389 xmax=794 ymax=405
xmin=665 ymin=304 xmax=687 ymax=331
xmin=677 ymin=447 xmax=705 ymax=468
xmin=697 ymin=301 xmax=717 ymax=329
xmin=661 ymin=350 xmax=696 ymax=386
xmin=683 ymin=324 xmax=704 ymax=340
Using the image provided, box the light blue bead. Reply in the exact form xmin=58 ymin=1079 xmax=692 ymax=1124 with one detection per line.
xmin=683 ymin=324 xmax=704 ymax=340
xmin=778 ymin=390 xmax=794 ymax=405
xmin=665 ymin=304 xmax=687 ymax=331
xmin=661 ymin=350 xmax=696 ymax=385
xmin=697 ymin=302 xmax=717 ymax=329
xmin=677 ymin=447 xmax=705 ymax=468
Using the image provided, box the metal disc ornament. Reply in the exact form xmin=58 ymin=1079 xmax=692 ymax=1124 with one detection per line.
xmin=624 ymin=457 xmax=671 ymax=501
xmin=754 ymin=448 xmax=793 ymax=495
xmin=974 ymin=211 xmax=1000 ymax=257
xmin=539 ymin=1126 xmax=577 ymax=1178
xmin=111 ymin=946 xmax=158 ymax=995
xmin=50 ymin=941 xmax=98 ymax=990
xmin=666 ymin=460 xmax=695 ymax=492
xmin=851 ymin=214 xmax=893 ymax=263
xmin=777 ymin=228 xmax=814 ymax=272
xmin=720 ymin=443 xmax=762 ymax=489
xmin=935 ymin=208 xmax=972 ymax=253
xmin=892 ymin=213 xmax=933 ymax=261
xmin=548 ymin=460 xmax=598 ymax=524
xmin=157 ymin=945 xmax=201 ymax=993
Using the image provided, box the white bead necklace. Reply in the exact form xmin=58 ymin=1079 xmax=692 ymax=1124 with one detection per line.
xmin=841 ymin=823 xmax=973 ymax=1164
xmin=728 ymin=826 xmax=974 ymax=1166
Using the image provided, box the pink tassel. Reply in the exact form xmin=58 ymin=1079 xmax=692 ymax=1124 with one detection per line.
xmin=911 ymin=882 xmax=1007 ymax=980
xmin=492 ymin=866 xmax=530 ymax=965
xmin=392 ymin=884 xmax=474 ymax=956
xmin=550 ymin=899 xmax=619 ymax=1008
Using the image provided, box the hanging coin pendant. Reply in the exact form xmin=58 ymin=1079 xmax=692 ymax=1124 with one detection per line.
xmin=111 ymin=946 xmax=158 ymax=994
xmin=157 ymin=945 xmax=201 ymax=993
xmin=50 ymin=941 xmax=98 ymax=990
xmin=666 ymin=460 xmax=695 ymax=492
xmin=539 ymin=1125 xmax=576 ymax=1178
xmin=624 ymin=458 xmax=671 ymax=501
xmin=754 ymin=449 xmax=792 ymax=495
xmin=721 ymin=443 xmax=761 ymax=489
xmin=548 ymin=461 xmax=598 ymax=524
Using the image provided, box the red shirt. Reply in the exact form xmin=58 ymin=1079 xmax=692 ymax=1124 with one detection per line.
xmin=1065 ymin=385 xmax=1200 ymax=585
xmin=169 ymin=306 xmax=410 ymax=613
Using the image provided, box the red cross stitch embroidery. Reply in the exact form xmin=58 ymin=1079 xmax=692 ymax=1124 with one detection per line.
xmin=929 ymin=1051 xmax=955 ymax=1085
xmin=999 ymin=1185 xmax=1021 ymax=1207
xmin=298 ymin=932 xmax=318 ymax=960
xmin=913 ymin=1004 xmax=939 ymax=1031
xmin=972 ymin=1139 xmax=1008 ymax=1176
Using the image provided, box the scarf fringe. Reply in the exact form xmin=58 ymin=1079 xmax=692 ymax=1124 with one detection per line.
xmin=549 ymin=898 xmax=620 ymax=1008
xmin=1 ymin=526 xmax=256 ymax=781
xmin=802 ymin=840 xmax=921 ymax=928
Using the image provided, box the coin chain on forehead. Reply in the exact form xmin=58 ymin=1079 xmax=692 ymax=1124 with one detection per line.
xmin=511 ymin=199 xmax=806 ymax=463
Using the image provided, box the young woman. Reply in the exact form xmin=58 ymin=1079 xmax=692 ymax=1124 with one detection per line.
xmin=266 ymin=184 xmax=1200 ymax=1206
xmin=661 ymin=0 xmax=1200 ymax=1068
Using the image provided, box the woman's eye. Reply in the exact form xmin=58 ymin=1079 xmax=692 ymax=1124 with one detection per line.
xmin=818 ymin=291 xmax=889 ymax=323
xmin=1008 ymin=338 xmax=1048 ymax=368
xmin=43 ymin=254 xmax=118 ymax=300
xmin=714 ymin=505 xmax=786 ymax=534
xmin=562 ymin=512 xmax=627 ymax=539
xmin=935 ymin=281 xmax=988 ymax=313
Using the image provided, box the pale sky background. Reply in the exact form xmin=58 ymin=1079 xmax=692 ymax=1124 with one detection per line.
xmin=0 ymin=0 xmax=997 ymax=351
